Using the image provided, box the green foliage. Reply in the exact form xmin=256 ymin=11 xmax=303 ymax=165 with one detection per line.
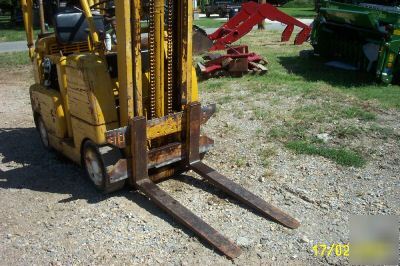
xmin=282 ymin=0 xmax=314 ymax=8
xmin=334 ymin=125 xmax=363 ymax=138
xmin=194 ymin=18 xmax=225 ymax=28
xmin=342 ymin=106 xmax=376 ymax=121
xmin=278 ymin=7 xmax=316 ymax=18
xmin=0 ymin=51 xmax=30 ymax=68
xmin=259 ymin=147 xmax=277 ymax=167
xmin=286 ymin=141 xmax=366 ymax=167
xmin=0 ymin=0 xmax=12 ymax=8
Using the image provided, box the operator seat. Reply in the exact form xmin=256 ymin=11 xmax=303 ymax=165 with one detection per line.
xmin=53 ymin=7 xmax=105 ymax=44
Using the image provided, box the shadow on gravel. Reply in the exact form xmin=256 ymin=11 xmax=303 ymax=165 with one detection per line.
xmin=278 ymin=53 xmax=376 ymax=88
xmin=0 ymin=127 xmax=279 ymax=249
xmin=0 ymin=127 xmax=121 ymax=204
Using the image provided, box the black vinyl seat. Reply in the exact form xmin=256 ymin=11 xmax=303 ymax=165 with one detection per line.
xmin=53 ymin=7 xmax=105 ymax=44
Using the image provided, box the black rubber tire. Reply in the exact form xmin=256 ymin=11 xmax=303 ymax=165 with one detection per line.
xmin=82 ymin=140 xmax=107 ymax=191
xmin=36 ymin=116 xmax=51 ymax=150
xmin=82 ymin=140 xmax=126 ymax=193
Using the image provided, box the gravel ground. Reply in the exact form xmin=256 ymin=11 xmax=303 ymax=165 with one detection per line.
xmin=0 ymin=66 xmax=399 ymax=265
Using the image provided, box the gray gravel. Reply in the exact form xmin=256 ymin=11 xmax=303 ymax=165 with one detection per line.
xmin=0 ymin=66 xmax=399 ymax=265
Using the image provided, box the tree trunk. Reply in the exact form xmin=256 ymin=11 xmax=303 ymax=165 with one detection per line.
xmin=258 ymin=0 xmax=266 ymax=30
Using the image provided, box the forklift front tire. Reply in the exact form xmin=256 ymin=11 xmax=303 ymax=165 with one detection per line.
xmin=82 ymin=140 xmax=125 ymax=193
xmin=37 ymin=116 xmax=50 ymax=150
xmin=82 ymin=140 xmax=108 ymax=191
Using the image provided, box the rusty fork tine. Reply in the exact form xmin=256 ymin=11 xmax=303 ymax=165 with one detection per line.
xmin=190 ymin=162 xmax=300 ymax=229
xmin=130 ymin=116 xmax=241 ymax=259
xmin=136 ymin=178 xmax=242 ymax=259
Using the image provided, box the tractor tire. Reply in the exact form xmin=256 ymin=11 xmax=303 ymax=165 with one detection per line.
xmin=37 ymin=116 xmax=51 ymax=150
xmin=82 ymin=140 xmax=125 ymax=193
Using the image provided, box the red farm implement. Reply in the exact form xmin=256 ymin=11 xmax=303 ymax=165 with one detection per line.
xmin=194 ymin=1 xmax=312 ymax=78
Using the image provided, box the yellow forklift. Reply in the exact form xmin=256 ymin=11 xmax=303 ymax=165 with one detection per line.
xmin=20 ymin=0 xmax=299 ymax=258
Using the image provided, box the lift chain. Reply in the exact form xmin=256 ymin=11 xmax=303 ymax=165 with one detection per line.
xmin=166 ymin=0 xmax=174 ymax=115
xmin=149 ymin=0 xmax=156 ymax=119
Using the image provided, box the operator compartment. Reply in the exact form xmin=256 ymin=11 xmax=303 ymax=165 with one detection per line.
xmin=54 ymin=7 xmax=105 ymax=45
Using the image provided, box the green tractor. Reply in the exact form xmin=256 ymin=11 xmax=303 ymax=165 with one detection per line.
xmin=311 ymin=0 xmax=400 ymax=84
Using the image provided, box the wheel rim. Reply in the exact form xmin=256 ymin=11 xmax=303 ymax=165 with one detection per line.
xmin=38 ymin=119 xmax=49 ymax=147
xmin=84 ymin=149 xmax=104 ymax=186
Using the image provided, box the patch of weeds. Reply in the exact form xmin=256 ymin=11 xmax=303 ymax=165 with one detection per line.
xmin=334 ymin=125 xmax=363 ymax=139
xmin=259 ymin=147 xmax=277 ymax=167
xmin=255 ymin=127 xmax=264 ymax=137
xmin=216 ymin=95 xmax=234 ymax=105
xmin=0 ymin=52 xmax=30 ymax=68
xmin=292 ymin=104 xmax=332 ymax=123
xmin=268 ymin=122 xmax=308 ymax=141
xmin=287 ymin=121 xmax=309 ymax=140
xmin=368 ymin=123 xmax=395 ymax=140
xmin=270 ymin=98 xmax=281 ymax=106
xmin=268 ymin=125 xmax=290 ymax=140
xmin=342 ymin=106 xmax=376 ymax=121
xmin=286 ymin=141 xmax=366 ymax=167
xmin=202 ymin=80 xmax=226 ymax=92
xmin=253 ymin=107 xmax=270 ymax=121
xmin=293 ymin=104 xmax=376 ymax=123
xmin=235 ymin=109 xmax=245 ymax=119
xmin=234 ymin=156 xmax=247 ymax=168
xmin=222 ymin=122 xmax=238 ymax=134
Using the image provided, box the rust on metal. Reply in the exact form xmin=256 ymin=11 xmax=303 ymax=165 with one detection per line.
xmin=148 ymin=136 xmax=213 ymax=168
xmin=105 ymin=128 xmax=126 ymax=149
xmin=105 ymin=104 xmax=216 ymax=148
xmin=107 ymin=158 xmax=129 ymax=183
xmin=129 ymin=116 xmax=148 ymax=184
xmin=107 ymin=135 xmax=214 ymax=181
xmin=125 ymin=112 xmax=242 ymax=259
xmin=186 ymin=101 xmax=201 ymax=163
xmin=148 ymin=163 xmax=185 ymax=183
xmin=136 ymin=178 xmax=242 ymax=259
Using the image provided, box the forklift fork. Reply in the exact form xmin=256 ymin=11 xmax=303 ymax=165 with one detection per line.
xmin=129 ymin=103 xmax=299 ymax=259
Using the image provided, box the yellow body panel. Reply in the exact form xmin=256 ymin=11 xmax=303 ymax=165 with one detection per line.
xmin=71 ymin=117 xmax=119 ymax=148
xmin=30 ymin=84 xmax=67 ymax=139
xmin=66 ymin=54 xmax=118 ymax=126
xmin=56 ymin=56 xmax=73 ymax=137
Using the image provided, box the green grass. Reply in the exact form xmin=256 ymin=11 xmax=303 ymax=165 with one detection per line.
xmin=259 ymin=147 xmax=277 ymax=167
xmin=292 ymin=104 xmax=376 ymax=123
xmin=286 ymin=141 xmax=366 ymax=167
xmin=0 ymin=27 xmax=37 ymax=42
xmin=245 ymin=31 xmax=400 ymax=109
xmin=0 ymin=51 xmax=30 ymax=68
xmin=342 ymin=106 xmax=376 ymax=121
xmin=194 ymin=18 xmax=225 ymax=29
xmin=0 ymin=15 xmax=47 ymax=42
xmin=253 ymin=107 xmax=270 ymax=121
xmin=0 ymin=15 xmax=31 ymax=42
xmin=199 ymin=30 xmax=400 ymax=168
xmin=282 ymin=0 xmax=314 ymax=8
xmin=278 ymin=7 xmax=316 ymax=18
xmin=334 ymin=125 xmax=363 ymax=139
